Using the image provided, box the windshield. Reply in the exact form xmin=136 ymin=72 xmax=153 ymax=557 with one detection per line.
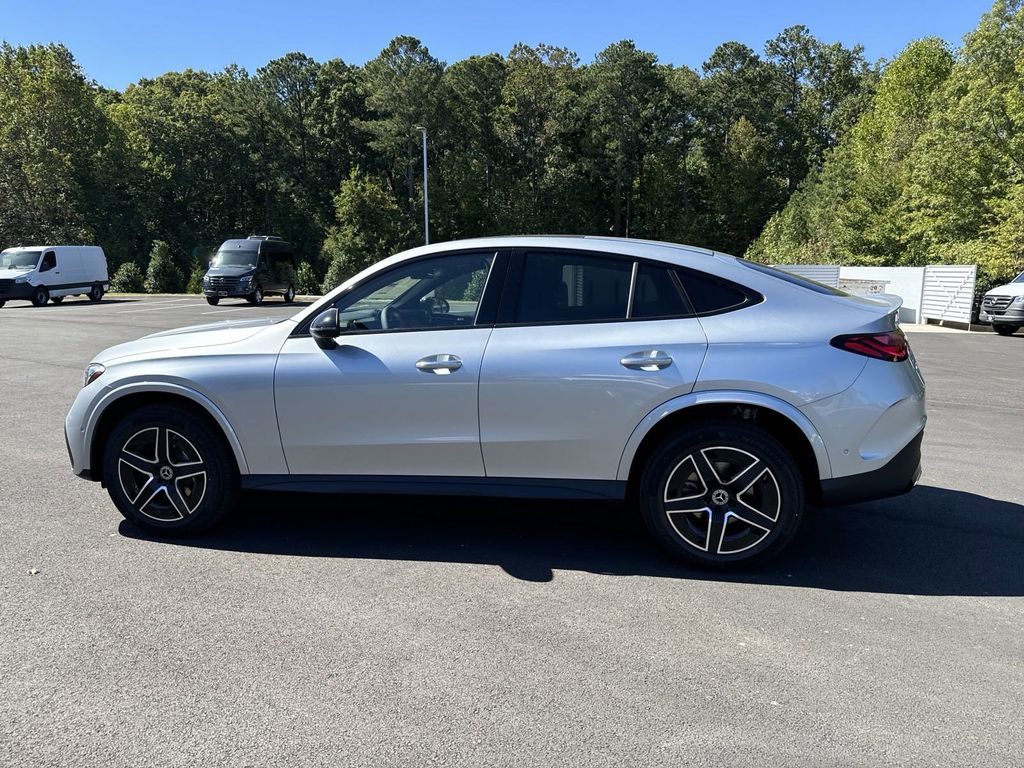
xmin=1012 ymin=271 xmax=1024 ymax=284
xmin=211 ymin=249 xmax=258 ymax=268
xmin=1 ymin=250 xmax=41 ymax=269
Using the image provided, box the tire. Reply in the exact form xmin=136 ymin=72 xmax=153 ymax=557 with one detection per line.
xmin=31 ymin=286 xmax=49 ymax=307
xmin=206 ymin=296 xmax=220 ymax=306
xmin=0 ymin=300 xmax=5 ymax=308
xmin=246 ymin=285 xmax=264 ymax=305
xmin=994 ymin=324 xmax=1018 ymax=336
xmin=638 ymin=420 xmax=805 ymax=569
xmin=102 ymin=404 xmax=239 ymax=535
xmin=284 ymin=284 xmax=295 ymax=303
xmin=89 ymin=284 xmax=103 ymax=302
xmin=50 ymin=296 xmax=64 ymax=304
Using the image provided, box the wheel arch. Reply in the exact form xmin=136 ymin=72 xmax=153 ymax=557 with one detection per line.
xmin=86 ymin=384 xmax=249 ymax=484
xmin=619 ymin=392 xmax=831 ymax=505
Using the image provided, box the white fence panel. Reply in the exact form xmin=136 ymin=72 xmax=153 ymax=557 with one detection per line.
xmin=773 ymin=264 xmax=841 ymax=287
xmin=921 ymin=265 xmax=977 ymax=323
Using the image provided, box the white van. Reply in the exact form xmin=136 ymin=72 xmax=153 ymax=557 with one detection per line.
xmin=978 ymin=270 xmax=1024 ymax=335
xmin=0 ymin=245 xmax=109 ymax=307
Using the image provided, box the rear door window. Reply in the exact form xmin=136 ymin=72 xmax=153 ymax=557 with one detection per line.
xmin=515 ymin=251 xmax=631 ymax=324
xmin=631 ymin=263 xmax=691 ymax=319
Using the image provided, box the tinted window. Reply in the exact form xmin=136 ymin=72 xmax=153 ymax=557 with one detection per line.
xmin=516 ymin=251 xmax=631 ymax=323
xmin=40 ymin=252 xmax=56 ymax=272
xmin=676 ymin=270 xmax=753 ymax=315
xmin=631 ymin=263 xmax=690 ymax=319
xmin=333 ymin=252 xmax=494 ymax=333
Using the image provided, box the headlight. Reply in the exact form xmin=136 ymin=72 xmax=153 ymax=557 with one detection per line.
xmin=240 ymin=275 xmax=252 ymax=284
xmin=83 ymin=363 xmax=105 ymax=387
xmin=14 ymin=275 xmax=30 ymax=283
xmin=1014 ymin=295 xmax=1024 ymax=304
xmin=202 ymin=274 xmax=210 ymax=283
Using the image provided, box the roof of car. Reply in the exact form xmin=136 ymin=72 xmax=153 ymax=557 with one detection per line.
xmin=388 ymin=235 xmax=722 ymax=265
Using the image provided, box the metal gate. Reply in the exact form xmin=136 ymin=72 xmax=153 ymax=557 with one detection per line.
xmin=773 ymin=264 xmax=841 ymax=288
xmin=921 ymin=265 xmax=977 ymax=324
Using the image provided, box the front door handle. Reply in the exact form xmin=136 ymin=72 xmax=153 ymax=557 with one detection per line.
xmin=415 ymin=353 xmax=463 ymax=375
xmin=620 ymin=350 xmax=673 ymax=371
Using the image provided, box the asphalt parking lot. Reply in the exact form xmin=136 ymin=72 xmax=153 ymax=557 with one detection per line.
xmin=2 ymin=295 xmax=1022 ymax=767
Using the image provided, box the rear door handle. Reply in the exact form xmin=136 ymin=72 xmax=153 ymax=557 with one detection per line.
xmin=415 ymin=354 xmax=463 ymax=375
xmin=620 ymin=350 xmax=673 ymax=371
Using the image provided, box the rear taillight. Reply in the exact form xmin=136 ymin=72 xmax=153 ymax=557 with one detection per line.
xmin=830 ymin=328 xmax=909 ymax=362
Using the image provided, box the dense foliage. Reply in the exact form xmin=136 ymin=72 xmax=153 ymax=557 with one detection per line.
xmin=0 ymin=27 xmax=877 ymax=288
xmin=751 ymin=0 xmax=1024 ymax=284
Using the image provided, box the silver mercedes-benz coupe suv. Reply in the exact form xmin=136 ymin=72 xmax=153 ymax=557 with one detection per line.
xmin=66 ymin=237 xmax=926 ymax=567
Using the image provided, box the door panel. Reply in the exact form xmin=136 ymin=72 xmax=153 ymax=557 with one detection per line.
xmin=479 ymin=319 xmax=707 ymax=480
xmin=275 ymin=328 xmax=491 ymax=476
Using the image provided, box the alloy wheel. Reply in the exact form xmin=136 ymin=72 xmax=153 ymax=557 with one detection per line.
xmin=117 ymin=426 xmax=207 ymax=521
xmin=662 ymin=446 xmax=781 ymax=555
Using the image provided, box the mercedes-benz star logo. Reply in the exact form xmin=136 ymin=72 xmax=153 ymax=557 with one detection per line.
xmin=159 ymin=466 xmax=174 ymax=481
xmin=711 ymin=489 xmax=729 ymax=506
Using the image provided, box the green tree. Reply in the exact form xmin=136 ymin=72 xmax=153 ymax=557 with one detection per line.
xmin=144 ymin=240 xmax=184 ymax=293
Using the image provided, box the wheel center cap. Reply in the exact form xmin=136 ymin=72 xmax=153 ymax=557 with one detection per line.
xmin=159 ymin=466 xmax=174 ymax=481
xmin=711 ymin=489 xmax=729 ymax=506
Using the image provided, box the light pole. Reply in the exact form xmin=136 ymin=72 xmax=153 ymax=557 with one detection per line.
xmin=415 ymin=125 xmax=429 ymax=244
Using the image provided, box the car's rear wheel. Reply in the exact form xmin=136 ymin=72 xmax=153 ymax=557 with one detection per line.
xmin=50 ymin=296 xmax=64 ymax=304
xmin=993 ymin=324 xmax=1018 ymax=336
xmin=206 ymin=296 xmax=219 ymax=306
xmin=284 ymin=283 xmax=295 ymax=303
xmin=102 ymin=404 xmax=239 ymax=535
xmin=639 ymin=421 xmax=804 ymax=569
xmin=89 ymin=284 xmax=103 ymax=302
xmin=32 ymin=286 xmax=49 ymax=307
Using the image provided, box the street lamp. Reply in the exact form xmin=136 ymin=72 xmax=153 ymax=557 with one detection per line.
xmin=415 ymin=125 xmax=429 ymax=245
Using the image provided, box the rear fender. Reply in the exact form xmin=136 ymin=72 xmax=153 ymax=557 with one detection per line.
xmin=617 ymin=390 xmax=832 ymax=481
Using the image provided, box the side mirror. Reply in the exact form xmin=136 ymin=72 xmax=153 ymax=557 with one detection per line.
xmin=310 ymin=308 xmax=341 ymax=349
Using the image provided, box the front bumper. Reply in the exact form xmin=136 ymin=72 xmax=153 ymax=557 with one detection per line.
xmin=819 ymin=429 xmax=923 ymax=506
xmin=203 ymin=283 xmax=254 ymax=297
xmin=979 ymin=307 xmax=1024 ymax=324
xmin=0 ymin=282 xmax=36 ymax=302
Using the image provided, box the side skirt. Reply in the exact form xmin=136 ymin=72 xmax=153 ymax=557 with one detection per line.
xmin=241 ymin=475 xmax=628 ymax=501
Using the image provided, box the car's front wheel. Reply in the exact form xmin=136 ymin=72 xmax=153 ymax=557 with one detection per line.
xmin=103 ymin=404 xmax=239 ymax=535
xmin=32 ymin=286 xmax=49 ymax=306
xmin=206 ymin=296 xmax=219 ymax=306
xmin=283 ymin=283 xmax=295 ymax=303
xmin=639 ymin=421 xmax=804 ymax=569
xmin=247 ymin=285 xmax=264 ymax=305
xmin=993 ymin=324 xmax=1019 ymax=336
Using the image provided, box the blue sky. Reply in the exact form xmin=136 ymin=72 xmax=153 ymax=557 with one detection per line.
xmin=0 ymin=0 xmax=994 ymax=88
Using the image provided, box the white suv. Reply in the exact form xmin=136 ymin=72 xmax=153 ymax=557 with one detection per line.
xmin=65 ymin=237 xmax=926 ymax=567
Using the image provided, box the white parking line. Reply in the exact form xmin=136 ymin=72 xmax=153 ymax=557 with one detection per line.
xmin=115 ymin=300 xmax=208 ymax=314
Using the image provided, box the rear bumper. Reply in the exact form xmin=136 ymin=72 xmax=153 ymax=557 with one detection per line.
xmin=819 ymin=429 xmax=923 ymax=506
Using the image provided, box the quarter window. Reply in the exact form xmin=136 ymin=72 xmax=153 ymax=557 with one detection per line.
xmin=516 ymin=251 xmax=631 ymax=323
xmin=676 ymin=270 xmax=753 ymax=315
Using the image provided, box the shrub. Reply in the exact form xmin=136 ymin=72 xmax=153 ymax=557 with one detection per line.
xmin=109 ymin=262 xmax=145 ymax=293
xmin=144 ymin=240 xmax=184 ymax=293
xmin=295 ymin=261 xmax=319 ymax=295
xmin=185 ymin=263 xmax=205 ymax=294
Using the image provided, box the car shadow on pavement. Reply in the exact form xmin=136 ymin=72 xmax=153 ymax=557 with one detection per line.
xmin=118 ymin=484 xmax=1024 ymax=596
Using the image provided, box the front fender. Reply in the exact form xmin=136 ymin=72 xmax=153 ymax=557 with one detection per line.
xmin=83 ymin=381 xmax=250 ymax=475
xmin=616 ymin=390 xmax=832 ymax=481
